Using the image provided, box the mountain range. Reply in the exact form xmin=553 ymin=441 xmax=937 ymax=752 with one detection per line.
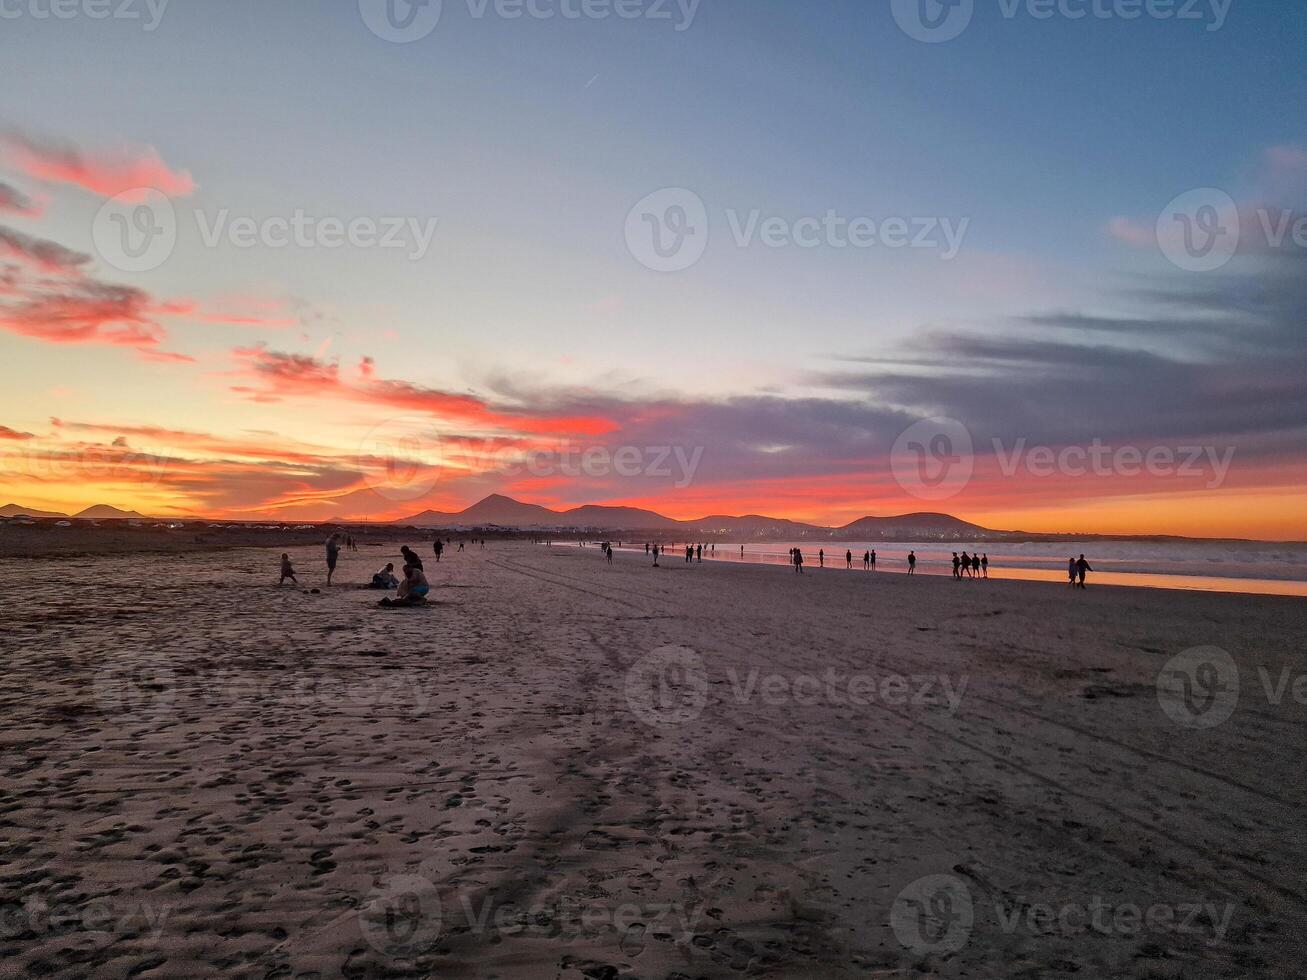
xmin=0 ymin=503 xmax=148 ymax=520
xmin=401 ymin=494 xmax=990 ymax=537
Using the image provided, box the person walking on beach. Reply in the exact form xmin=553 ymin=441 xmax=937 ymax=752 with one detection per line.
xmin=907 ymin=551 xmax=916 ymax=575
xmin=325 ymin=534 xmax=340 ymax=586
xmin=870 ymin=549 xmax=877 ymax=570
xmin=606 ymin=544 xmax=614 ymax=564
xmin=862 ymin=550 xmax=870 ymax=570
xmin=793 ymin=548 xmax=805 ymax=574
xmin=846 ymin=549 xmax=853 ymax=569
xmin=1068 ymin=558 xmax=1078 ymax=587
xmin=279 ymin=553 xmax=298 ymax=585
xmin=952 ymin=553 xmax=961 ymax=580
xmin=961 ymin=551 xmax=973 ymax=578
xmin=652 ymin=545 xmax=660 ymax=567
xmin=981 ymin=553 xmax=989 ymax=578
xmin=433 ymin=538 xmax=444 ymax=562
xmin=818 ymin=549 xmax=825 ymax=568
xmin=696 ymin=544 xmax=703 ymax=563
xmin=1076 ymin=554 xmax=1092 ymax=588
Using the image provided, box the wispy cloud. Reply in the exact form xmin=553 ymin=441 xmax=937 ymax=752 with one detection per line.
xmin=0 ymin=127 xmax=195 ymax=200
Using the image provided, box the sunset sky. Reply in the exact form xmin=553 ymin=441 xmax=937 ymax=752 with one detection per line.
xmin=1 ymin=1 xmax=1304 ymax=538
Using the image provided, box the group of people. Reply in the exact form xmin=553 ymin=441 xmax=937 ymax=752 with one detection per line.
xmin=280 ymin=535 xmax=438 ymax=607
xmin=1068 ymin=554 xmax=1092 ymax=588
xmin=951 ymin=551 xmax=989 ymax=579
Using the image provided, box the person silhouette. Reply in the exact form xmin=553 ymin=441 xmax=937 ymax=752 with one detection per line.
xmin=845 ymin=549 xmax=853 ymax=569
xmin=1068 ymin=558 xmax=1077 ymax=587
xmin=980 ymin=553 xmax=989 ymax=578
xmin=870 ymin=549 xmax=877 ymax=570
xmin=794 ymin=549 xmax=805 ymax=574
xmin=1076 ymin=554 xmax=1092 ymax=589
xmin=952 ymin=553 xmax=961 ymax=580
xmin=907 ymin=551 xmax=916 ymax=575
xmin=819 ymin=549 xmax=825 ymax=568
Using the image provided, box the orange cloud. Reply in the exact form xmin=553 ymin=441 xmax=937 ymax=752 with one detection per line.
xmin=230 ymin=345 xmax=619 ymax=439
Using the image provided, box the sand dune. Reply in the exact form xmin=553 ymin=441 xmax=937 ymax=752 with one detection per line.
xmin=1 ymin=540 xmax=1304 ymax=977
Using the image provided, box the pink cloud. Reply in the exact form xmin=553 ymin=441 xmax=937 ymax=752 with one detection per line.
xmin=0 ymin=425 xmax=36 ymax=441
xmin=0 ymin=128 xmax=195 ymax=200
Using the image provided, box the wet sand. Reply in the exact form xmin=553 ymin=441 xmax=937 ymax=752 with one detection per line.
xmin=1 ymin=540 xmax=1304 ymax=978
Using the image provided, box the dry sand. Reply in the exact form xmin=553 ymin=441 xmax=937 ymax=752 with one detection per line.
xmin=1 ymin=539 xmax=1304 ymax=978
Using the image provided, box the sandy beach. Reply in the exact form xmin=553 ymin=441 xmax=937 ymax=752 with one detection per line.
xmin=2 ymin=538 xmax=1305 ymax=978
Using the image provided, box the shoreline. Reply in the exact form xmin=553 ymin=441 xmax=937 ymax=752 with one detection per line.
xmin=608 ymin=543 xmax=1307 ymax=599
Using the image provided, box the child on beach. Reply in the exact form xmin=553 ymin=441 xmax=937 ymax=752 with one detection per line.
xmin=279 ymin=554 xmax=297 ymax=585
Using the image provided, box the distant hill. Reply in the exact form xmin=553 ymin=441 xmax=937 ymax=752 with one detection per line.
xmin=402 ymin=494 xmax=998 ymax=538
xmin=838 ymin=513 xmax=987 ymax=536
xmin=0 ymin=503 xmax=69 ymax=519
xmin=74 ymin=505 xmax=148 ymax=520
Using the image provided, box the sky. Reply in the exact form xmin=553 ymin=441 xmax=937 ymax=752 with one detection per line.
xmin=0 ymin=0 xmax=1304 ymax=538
